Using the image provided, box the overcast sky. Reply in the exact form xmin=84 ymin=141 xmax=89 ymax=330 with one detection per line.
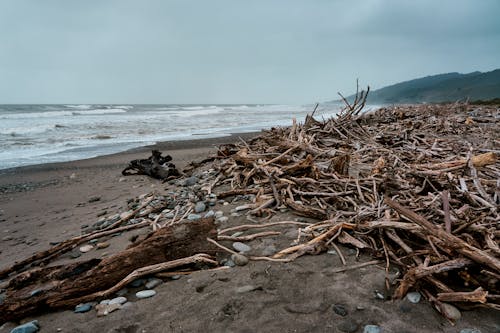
xmin=0 ymin=0 xmax=499 ymax=104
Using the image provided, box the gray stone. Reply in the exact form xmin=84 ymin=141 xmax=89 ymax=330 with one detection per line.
xmin=187 ymin=214 xmax=202 ymax=221
xmin=363 ymin=325 xmax=381 ymax=333
xmin=441 ymin=303 xmax=461 ymax=321
xmin=99 ymin=299 xmax=111 ymax=305
xmin=109 ymin=296 xmax=127 ymax=305
xmin=170 ymin=275 xmax=182 ymax=280
xmin=231 ymin=253 xmax=249 ymax=266
xmin=10 ymin=320 xmax=40 ymax=333
xmin=129 ymin=278 xmax=145 ymax=287
xmin=74 ymin=303 xmax=92 ymax=313
xmin=194 ymin=201 xmax=206 ymax=213
xmin=136 ymin=289 xmax=156 ymax=299
xmin=224 ymin=259 xmax=236 ymax=267
xmin=337 ymin=320 xmax=359 ymax=333
xmin=204 ymin=210 xmax=215 ymax=218
xmin=183 ymin=176 xmax=198 ymax=186
xmin=230 ymin=212 xmax=241 ymax=217
xmin=406 ymin=291 xmax=421 ymax=303
xmin=145 ymin=278 xmax=163 ymax=289
xmin=333 ymin=304 xmax=348 ymax=316
xmin=216 ymin=216 xmax=228 ymax=223
xmin=232 ymin=242 xmax=251 ymax=253
xmin=460 ymin=330 xmax=481 ymax=333
xmin=116 ymin=288 xmax=128 ymax=296
xmin=236 ymin=285 xmax=261 ymax=293
xmin=215 ymin=211 xmax=224 ymax=218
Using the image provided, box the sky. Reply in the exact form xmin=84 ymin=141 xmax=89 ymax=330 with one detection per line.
xmin=0 ymin=0 xmax=499 ymax=104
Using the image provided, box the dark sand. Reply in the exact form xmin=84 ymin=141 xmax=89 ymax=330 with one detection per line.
xmin=0 ymin=133 xmax=498 ymax=333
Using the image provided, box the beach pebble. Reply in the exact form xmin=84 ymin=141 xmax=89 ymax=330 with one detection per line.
xmin=10 ymin=320 xmax=40 ymax=333
xmin=332 ymin=304 xmax=348 ymax=316
xmin=96 ymin=303 xmax=121 ymax=316
xmin=460 ymin=329 xmax=481 ymax=333
xmin=216 ymin=216 xmax=228 ymax=223
xmin=230 ymin=212 xmax=241 ymax=217
xmin=363 ymin=325 xmax=381 ymax=333
xmin=215 ymin=211 xmax=224 ymax=218
xmin=231 ymin=253 xmax=249 ymax=266
xmin=232 ymin=242 xmax=251 ymax=253
xmin=224 ymin=259 xmax=236 ymax=267
xmin=145 ymin=278 xmax=163 ymax=289
xmin=116 ymin=288 xmax=128 ymax=296
xmin=69 ymin=173 xmax=77 ymax=179
xmin=74 ymin=303 xmax=93 ymax=313
xmin=136 ymin=290 xmax=156 ymax=299
xmin=96 ymin=242 xmax=109 ymax=249
xmin=406 ymin=291 xmax=421 ymax=303
xmin=236 ymin=285 xmax=261 ymax=293
xmin=79 ymin=245 xmax=93 ymax=253
xmin=194 ymin=201 xmax=206 ymax=213
xmin=440 ymin=302 xmax=461 ymax=320
xmin=99 ymin=299 xmax=111 ymax=305
xmin=337 ymin=320 xmax=359 ymax=333
xmin=109 ymin=296 xmax=127 ymax=305
xmin=129 ymin=278 xmax=146 ymax=287
xmin=187 ymin=214 xmax=201 ymax=221
xmin=183 ymin=176 xmax=198 ymax=186
xmin=204 ymin=210 xmax=215 ymax=218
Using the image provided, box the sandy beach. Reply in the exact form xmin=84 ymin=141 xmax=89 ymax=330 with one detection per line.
xmin=0 ymin=126 xmax=498 ymax=333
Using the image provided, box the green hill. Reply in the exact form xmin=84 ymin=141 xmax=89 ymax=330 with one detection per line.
xmin=344 ymin=69 xmax=500 ymax=104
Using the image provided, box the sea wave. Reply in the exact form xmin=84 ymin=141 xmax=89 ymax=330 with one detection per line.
xmin=0 ymin=111 xmax=74 ymax=119
xmin=71 ymin=108 xmax=129 ymax=115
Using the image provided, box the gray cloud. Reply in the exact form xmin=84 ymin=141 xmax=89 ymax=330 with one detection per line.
xmin=0 ymin=0 xmax=499 ymax=103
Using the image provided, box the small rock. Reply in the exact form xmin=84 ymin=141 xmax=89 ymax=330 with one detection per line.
xmin=374 ymin=290 xmax=385 ymax=300
xmin=333 ymin=304 xmax=348 ymax=316
xmin=194 ymin=201 xmax=206 ymax=213
xmin=460 ymin=329 xmax=481 ymax=333
xmin=145 ymin=278 xmax=163 ymax=289
xmin=69 ymin=250 xmax=81 ymax=259
xmin=216 ymin=216 xmax=228 ymax=223
xmin=109 ymin=296 xmax=127 ymax=305
xmin=236 ymin=285 xmax=261 ymax=293
xmin=363 ymin=325 xmax=381 ymax=333
xmin=88 ymin=196 xmax=101 ymax=203
xmin=69 ymin=173 xmax=77 ymax=179
xmin=183 ymin=176 xmax=198 ymax=186
xmin=121 ymin=302 xmax=134 ymax=310
xmin=231 ymin=253 xmax=249 ymax=266
xmin=204 ymin=210 xmax=215 ymax=218
xmin=136 ymin=290 xmax=156 ymax=299
xmin=96 ymin=242 xmax=109 ymax=249
xmin=187 ymin=214 xmax=202 ymax=221
xmin=232 ymin=242 xmax=251 ymax=253
xmin=74 ymin=303 xmax=92 ymax=313
xmin=79 ymin=245 xmax=93 ymax=253
xmin=116 ymin=288 xmax=128 ymax=296
xmin=129 ymin=278 xmax=145 ymax=287
xmin=327 ymin=249 xmax=337 ymax=255
xmin=215 ymin=211 xmax=224 ymax=218
xmin=406 ymin=291 xmax=421 ymax=303
xmin=96 ymin=303 xmax=121 ymax=316
xmin=100 ymin=299 xmax=110 ymax=305
xmin=261 ymin=245 xmax=276 ymax=256
xmin=30 ymin=289 xmax=42 ymax=297
xmin=10 ymin=320 xmax=40 ymax=333
xmin=170 ymin=275 xmax=181 ymax=280
xmin=224 ymin=259 xmax=236 ymax=267
xmin=337 ymin=320 xmax=359 ymax=333
xmin=440 ymin=303 xmax=461 ymax=321
xmin=230 ymin=212 xmax=240 ymax=217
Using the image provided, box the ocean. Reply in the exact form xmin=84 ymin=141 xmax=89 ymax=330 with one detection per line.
xmin=0 ymin=103 xmax=356 ymax=170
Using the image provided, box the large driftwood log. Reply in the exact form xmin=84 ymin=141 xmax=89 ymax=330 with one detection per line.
xmin=0 ymin=218 xmax=217 ymax=323
xmin=122 ymin=150 xmax=180 ymax=180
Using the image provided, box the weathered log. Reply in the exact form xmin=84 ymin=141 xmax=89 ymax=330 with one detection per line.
xmin=122 ymin=150 xmax=180 ymax=180
xmin=0 ymin=218 xmax=217 ymax=323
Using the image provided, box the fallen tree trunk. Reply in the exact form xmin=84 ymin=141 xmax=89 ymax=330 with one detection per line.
xmin=0 ymin=218 xmax=218 ymax=324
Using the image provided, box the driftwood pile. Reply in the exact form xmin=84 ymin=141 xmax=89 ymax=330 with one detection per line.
xmin=0 ymin=89 xmax=498 ymax=323
xmin=122 ymin=149 xmax=180 ymax=180
xmin=199 ymin=94 xmax=499 ymax=318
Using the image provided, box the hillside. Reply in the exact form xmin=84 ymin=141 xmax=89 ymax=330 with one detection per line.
xmin=343 ymin=69 xmax=500 ymax=104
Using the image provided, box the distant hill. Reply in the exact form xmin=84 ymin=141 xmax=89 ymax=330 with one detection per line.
xmin=342 ymin=69 xmax=500 ymax=104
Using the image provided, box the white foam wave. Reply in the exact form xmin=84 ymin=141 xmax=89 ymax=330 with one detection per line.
xmin=0 ymin=111 xmax=74 ymax=119
xmin=64 ymin=104 xmax=93 ymax=109
xmin=71 ymin=108 xmax=128 ymax=115
xmin=0 ymin=124 xmax=58 ymax=135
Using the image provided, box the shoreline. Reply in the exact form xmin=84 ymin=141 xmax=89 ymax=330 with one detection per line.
xmin=0 ymin=131 xmax=260 ymax=190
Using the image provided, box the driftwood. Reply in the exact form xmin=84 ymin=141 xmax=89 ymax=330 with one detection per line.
xmin=122 ymin=150 xmax=180 ymax=180
xmin=0 ymin=218 xmax=217 ymax=323
xmin=185 ymin=89 xmax=499 ymax=317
